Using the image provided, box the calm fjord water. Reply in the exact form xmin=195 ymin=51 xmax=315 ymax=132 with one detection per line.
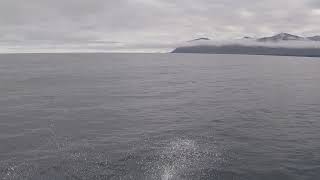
xmin=0 ymin=53 xmax=320 ymax=180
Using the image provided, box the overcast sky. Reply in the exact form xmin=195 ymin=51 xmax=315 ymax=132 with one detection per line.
xmin=1 ymin=0 xmax=320 ymax=52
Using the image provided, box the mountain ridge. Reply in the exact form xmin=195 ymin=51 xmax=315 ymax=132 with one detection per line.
xmin=257 ymin=33 xmax=305 ymax=42
xmin=185 ymin=33 xmax=320 ymax=43
xmin=187 ymin=38 xmax=211 ymax=42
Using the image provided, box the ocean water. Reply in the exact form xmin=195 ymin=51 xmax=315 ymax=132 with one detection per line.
xmin=0 ymin=53 xmax=320 ymax=180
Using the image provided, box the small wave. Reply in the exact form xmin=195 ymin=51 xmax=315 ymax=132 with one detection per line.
xmin=1 ymin=162 xmax=36 ymax=180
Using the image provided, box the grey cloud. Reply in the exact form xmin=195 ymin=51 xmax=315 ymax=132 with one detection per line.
xmin=0 ymin=0 xmax=320 ymax=52
xmin=308 ymin=0 xmax=320 ymax=7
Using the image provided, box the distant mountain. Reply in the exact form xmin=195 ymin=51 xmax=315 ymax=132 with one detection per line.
xmin=307 ymin=36 xmax=320 ymax=41
xmin=257 ymin=33 xmax=305 ymax=42
xmin=187 ymin=38 xmax=211 ymax=42
xmin=172 ymin=33 xmax=320 ymax=57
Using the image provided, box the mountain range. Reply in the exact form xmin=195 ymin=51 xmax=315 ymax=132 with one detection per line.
xmin=172 ymin=33 xmax=320 ymax=57
xmin=188 ymin=33 xmax=320 ymax=42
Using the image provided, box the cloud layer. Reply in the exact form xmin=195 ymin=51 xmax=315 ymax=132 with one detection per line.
xmin=1 ymin=0 xmax=320 ymax=52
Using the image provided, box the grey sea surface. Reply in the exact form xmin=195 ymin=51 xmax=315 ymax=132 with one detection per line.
xmin=0 ymin=53 xmax=320 ymax=180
